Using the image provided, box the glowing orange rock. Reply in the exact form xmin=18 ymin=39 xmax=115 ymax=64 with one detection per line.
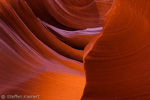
xmin=82 ymin=0 xmax=150 ymax=99
xmin=0 ymin=0 xmax=85 ymax=100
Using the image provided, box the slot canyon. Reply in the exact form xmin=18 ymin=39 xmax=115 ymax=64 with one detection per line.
xmin=0 ymin=0 xmax=150 ymax=100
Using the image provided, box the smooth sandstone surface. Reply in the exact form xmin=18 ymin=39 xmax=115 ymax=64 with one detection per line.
xmin=2 ymin=0 xmax=150 ymax=100
xmin=82 ymin=0 xmax=150 ymax=100
xmin=0 ymin=0 xmax=85 ymax=100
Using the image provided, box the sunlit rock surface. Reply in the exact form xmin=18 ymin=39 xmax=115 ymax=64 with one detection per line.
xmin=3 ymin=0 xmax=150 ymax=100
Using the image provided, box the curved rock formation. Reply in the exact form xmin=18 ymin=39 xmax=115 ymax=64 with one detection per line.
xmin=40 ymin=20 xmax=102 ymax=49
xmin=82 ymin=0 xmax=150 ymax=100
xmin=25 ymin=0 xmax=112 ymax=30
xmin=5 ymin=0 xmax=150 ymax=100
xmin=0 ymin=0 xmax=85 ymax=100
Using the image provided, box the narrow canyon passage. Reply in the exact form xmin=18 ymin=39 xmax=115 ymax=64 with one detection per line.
xmin=1 ymin=0 xmax=150 ymax=100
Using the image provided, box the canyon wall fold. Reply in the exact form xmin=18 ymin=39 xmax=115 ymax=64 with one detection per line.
xmin=0 ymin=0 xmax=86 ymax=100
xmin=2 ymin=0 xmax=150 ymax=100
xmin=82 ymin=0 xmax=150 ymax=100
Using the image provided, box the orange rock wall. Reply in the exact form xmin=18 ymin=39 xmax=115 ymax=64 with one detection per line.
xmin=2 ymin=0 xmax=150 ymax=100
